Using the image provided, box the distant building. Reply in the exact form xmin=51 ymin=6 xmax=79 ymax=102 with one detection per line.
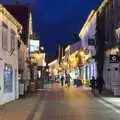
xmin=30 ymin=44 xmax=46 ymax=88
xmin=79 ymin=10 xmax=97 ymax=84
xmin=48 ymin=59 xmax=59 ymax=81
xmin=0 ymin=5 xmax=22 ymax=104
xmin=69 ymin=41 xmax=82 ymax=81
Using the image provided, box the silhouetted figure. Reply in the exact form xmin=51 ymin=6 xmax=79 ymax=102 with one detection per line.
xmin=90 ymin=76 xmax=96 ymax=94
xmin=61 ymin=76 xmax=64 ymax=86
xmin=97 ymin=76 xmax=104 ymax=94
xmin=65 ymin=74 xmax=71 ymax=88
xmin=76 ymin=79 xmax=82 ymax=87
xmin=74 ymin=79 xmax=77 ymax=86
xmin=90 ymin=76 xmax=96 ymax=88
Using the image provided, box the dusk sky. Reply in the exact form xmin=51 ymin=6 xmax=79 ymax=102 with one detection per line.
xmin=0 ymin=0 xmax=102 ymax=59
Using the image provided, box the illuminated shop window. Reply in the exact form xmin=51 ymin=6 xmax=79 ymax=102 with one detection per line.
xmin=4 ymin=64 xmax=13 ymax=93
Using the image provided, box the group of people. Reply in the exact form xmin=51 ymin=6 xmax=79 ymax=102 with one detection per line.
xmin=60 ymin=74 xmax=83 ymax=88
xmin=60 ymin=74 xmax=71 ymax=88
xmin=60 ymin=74 xmax=105 ymax=94
xmin=90 ymin=76 xmax=105 ymax=94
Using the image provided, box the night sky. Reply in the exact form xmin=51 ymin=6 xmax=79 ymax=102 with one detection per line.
xmin=0 ymin=0 xmax=102 ymax=60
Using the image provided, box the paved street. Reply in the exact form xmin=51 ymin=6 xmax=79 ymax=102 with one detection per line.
xmin=33 ymin=86 xmax=120 ymax=120
xmin=0 ymin=1 xmax=120 ymax=120
xmin=0 ymin=94 xmax=40 ymax=120
xmin=0 ymin=85 xmax=120 ymax=120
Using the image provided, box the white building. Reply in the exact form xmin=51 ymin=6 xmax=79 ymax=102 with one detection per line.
xmin=79 ymin=10 xmax=97 ymax=82
xmin=5 ymin=5 xmax=33 ymax=95
xmin=0 ymin=5 xmax=22 ymax=105
xmin=48 ymin=59 xmax=59 ymax=81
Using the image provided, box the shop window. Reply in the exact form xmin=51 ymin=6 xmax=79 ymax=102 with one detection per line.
xmin=4 ymin=64 xmax=13 ymax=93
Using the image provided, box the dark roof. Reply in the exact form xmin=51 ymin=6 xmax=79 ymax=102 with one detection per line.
xmin=4 ymin=5 xmax=31 ymax=45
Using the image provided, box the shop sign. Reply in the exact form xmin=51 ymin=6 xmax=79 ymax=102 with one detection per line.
xmin=29 ymin=39 xmax=40 ymax=53
xmin=109 ymin=55 xmax=119 ymax=63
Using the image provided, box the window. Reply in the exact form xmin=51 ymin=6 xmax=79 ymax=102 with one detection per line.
xmin=10 ymin=29 xmax=16 ymax=51
xmin=115 ymin=27 xmax=120 ymax=43
xmin=4 ymin=64 xmax=13 ymax=93
xmin=2 ymin=22 xmax=8 ymax=50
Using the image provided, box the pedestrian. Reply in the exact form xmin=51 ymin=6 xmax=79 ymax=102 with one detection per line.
xmin=76 ymin=79 xmax=82 ymax=87
xmin=74 ymin=79 xmax=77 ymax=86
xmin=96 ymin=76 xmax=104 ymax=94
xmin=65 ymin=74 xmax=71 ymax=88
xmin=90 ymin=76 xmax=96 ymax=94
xmin=61 ymin=76 xmax=64 ymax=86
xmin=76 ymin=76 xmax=82 ymax=87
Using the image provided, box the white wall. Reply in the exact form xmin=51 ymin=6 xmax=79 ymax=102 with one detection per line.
xmin=0 ymin=9 xmax=20 ymax=105
xmin=79 ymin=10 xmax=97 ymax=51
xmin=78 ymin=10 xmax=97 ymax=82
xmin=104 ymin=53 xmax=120 ymax=96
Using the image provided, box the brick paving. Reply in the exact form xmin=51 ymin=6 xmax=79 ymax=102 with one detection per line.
xmin=33 ymin=87 xmax=120 ymax=120
xmin=0 ymin=94 xmax=40 ymax=120
xmin=0 ymin=85 xmax=120 ymax=120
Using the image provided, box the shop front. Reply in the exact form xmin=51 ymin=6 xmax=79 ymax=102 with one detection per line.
xmin=104 ymin=47 xmax=120 ymax=96
xmin=88 ymin=59 xmax=97 ymax=80
xmin=0 ymin=63 xmax=18 ymax=105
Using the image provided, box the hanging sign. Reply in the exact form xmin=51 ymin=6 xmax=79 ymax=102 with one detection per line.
xmin=110 ymin=55 xmax=119 ymax=63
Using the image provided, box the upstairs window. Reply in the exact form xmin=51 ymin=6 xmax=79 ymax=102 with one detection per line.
xmin=2 ymin=22 xmax=8 ymax=50
xmin=10 ymin=29 xmax=16 ymax=51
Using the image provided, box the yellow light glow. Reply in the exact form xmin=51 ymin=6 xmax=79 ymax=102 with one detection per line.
xmin=65 ymin=45 xmax=71 ymax=51
xmin=79 ymin=51 xmax=84 ymax=56
xmin=30 ymin=52 xmax=45 ymax=65
xmin=115 ymin=28 xmax=120 ymax=36
xmin=48 ymin=59 xmax=57 ymax=66
xmin=106 ymin=48 xmax=119 ymax=55
xmin=0 ymin=5 xmax=22 ymax=29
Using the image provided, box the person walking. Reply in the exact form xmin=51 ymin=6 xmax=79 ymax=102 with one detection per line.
xmin=96 ymin=76 xmax=104 ymax=94
xmin=61 ymin=76 xmax=64 ymax=86
xmin=90 ymin=76 xmax=96 ymax=94
xmin=65 ymin=74 xmax=71 ymax=88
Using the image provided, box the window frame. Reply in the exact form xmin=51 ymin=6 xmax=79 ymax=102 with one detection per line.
xmin=2 ymin=22 xmax=8 ymax=50
xmin=10 ymin=29 xmax=16 ymax=51
xmin=4 ymin=64 xmax=13 ymax=93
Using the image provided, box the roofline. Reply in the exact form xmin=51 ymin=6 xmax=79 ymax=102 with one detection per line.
xmin=48 ymin=59 xmax=58 ymax=66
xmin=79 ymin=9 xmax=96 ymax=37
xmin=97 ymin=0 xmax=110 ymax=14
xmin=0 ymin=4 xmax=22 ymax=29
